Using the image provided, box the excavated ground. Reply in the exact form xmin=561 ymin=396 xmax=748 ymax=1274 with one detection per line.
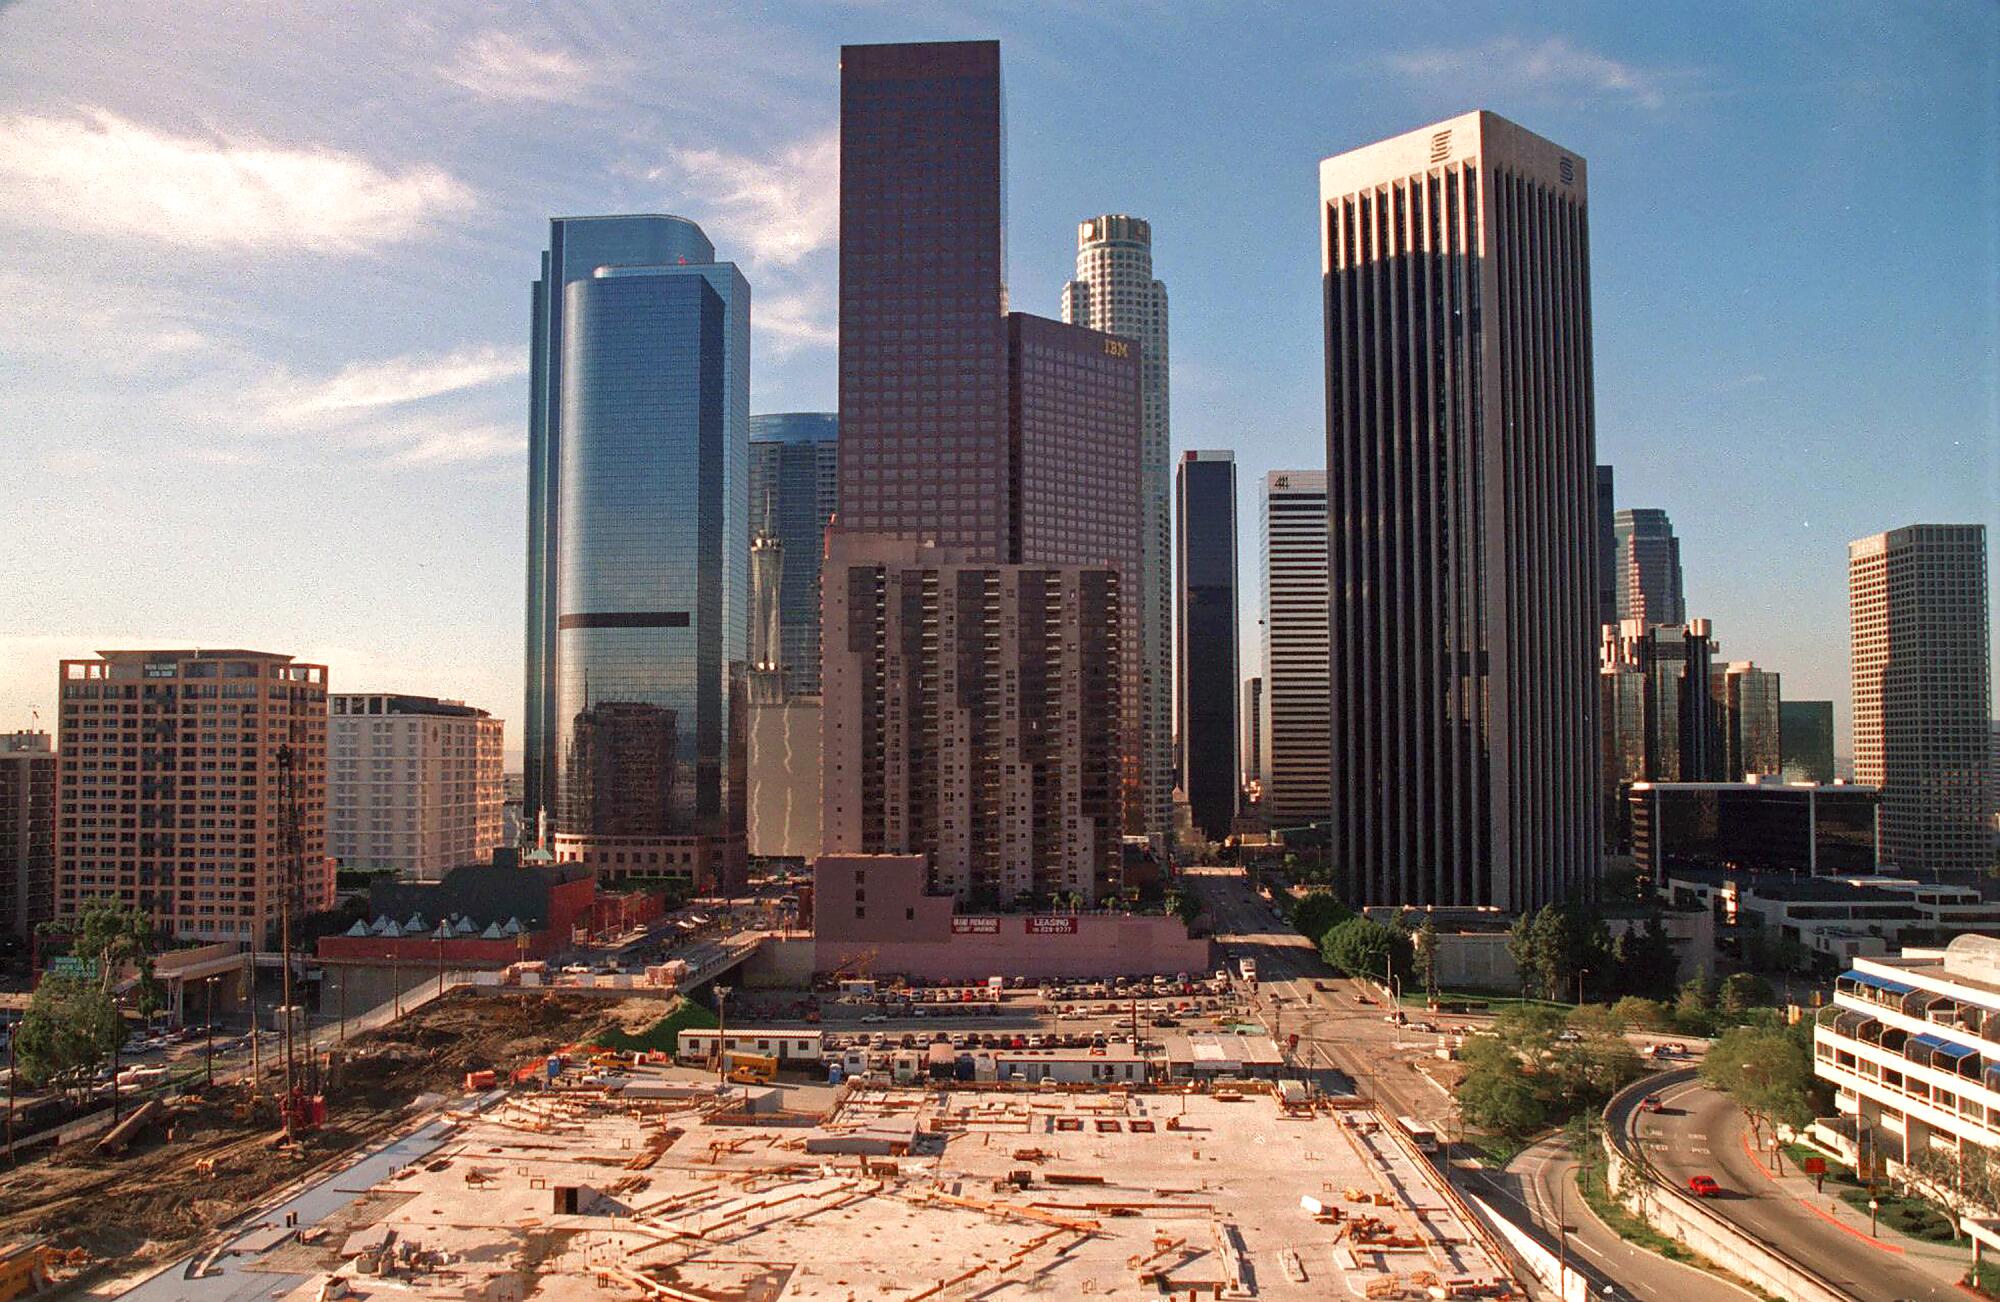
xmin=0 ymin=990 xmax=668 ymax=1284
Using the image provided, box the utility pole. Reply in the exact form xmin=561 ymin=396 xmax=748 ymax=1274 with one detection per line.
xmin=714 ymin=986 xmax=731 ymax=1083
xmin=204 ymin=976 xmax=216 ymax=1088
xmin=5 ymin=1016 xmax=15 ymax=1165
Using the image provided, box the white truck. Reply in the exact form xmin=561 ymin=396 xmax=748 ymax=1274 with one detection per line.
xmin=1237 ymin=958 xmax=1258 ymax=984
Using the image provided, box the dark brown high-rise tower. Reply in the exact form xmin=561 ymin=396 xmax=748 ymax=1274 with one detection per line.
xmin=1320 ymin=111 xmax=1600 ymax=910
xmin=835 ymin=41 xmax=1153 ymax=852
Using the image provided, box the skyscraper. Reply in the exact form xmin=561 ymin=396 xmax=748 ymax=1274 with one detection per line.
xmin=837 ymin=40 xmax=1149 ymax=854
xmin=535 ymin=218 xmax=750 ymax=892
xmin=748 ymin=413 xmax=838 ymax=696
xmin=1321 ymin=111 xmax=1599 ymax=909
xmin=1600 ymin=620 xmax=1717 ymax=850
xmin=1242 ymin=677 xmax=1264 ymax=792
xmin=838 ymin=41 xmax=1009 ymax=557
xmin=56 ymin=649 xmax=332 ymax=942
xmin=526 ymin=215 xmax=735 ymax=826
xmin=1595 ymin=465 xmax=1617 ymax=627
xmin=329 ymin=694 xmax=505 ymax=880
xmin=1849 ymin=524 xmax=1992 ymax=875
xmin=820 ymin=530 xmax=1124 ymax=905
xmin=1260 ymin=470 xmax=1330 ymax=833
xmin=1710 ymin=661 xmax=1782 ymax=782
xmin=1065 ymin=214 xmax=1173 ymax=854
xmin=0 ymin=731 xmax=54 ymax=940
xmin=1615 ymin=508 xmax=1686 ymax=628
xmin=1779 ymin=700 xmax=1836 ymax=785
xmin=1174 ymin=451 xmax=1238 ymax=843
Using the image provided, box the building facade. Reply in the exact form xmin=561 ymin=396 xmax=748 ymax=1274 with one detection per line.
xmin=1259 ymin=470 xmax=1330 ymax=834
xmin=1242 ymin=677 xmax=1264 ymax=791
xmin=1614 ymin=507 xmax=1686 ymax=628
xmin=1321 ymin=112 xmax=1600 ymax=908
xmin=540 ymin=224 xmax=751 ymax=893
xmin=1781 ymin=699 xmax=1837 ymax=785
xmin=820 ymin=531 xmax=1123 ymax=906
xmin=1174 ymin=451 xmax=1238 ymax=843
xmin=0 ymin=731 xmax=55 ymax=940
xmin=1711 ymin=660 xmax=1782 ymax=782
xmin=1600 ymin=619 xmax=1718 ymax=849
xmin=55 ymin=649 xmax=332 ymax=943
xmin=1064 ymin=214 xmax=1173 ymax=856
xmin=1849 ymin=524 xmax=1993 ymax=876
xmin=1596 ymin=465 xmax=1617 ymax=627
xmin=837 ymin=40 xmax=1150 ymax=853
xmin=1813 ymin=937 xmax=2000 ymax=1189
xmin=1629 ymin=779 xmax=1878 ymax=879
xmin=328 ymin=694 xmax=505 ymax=880
xmin=747 ymin=413 xmax=838 ymax=696
xmin=525 ymin=214 xmax=737 ymax=827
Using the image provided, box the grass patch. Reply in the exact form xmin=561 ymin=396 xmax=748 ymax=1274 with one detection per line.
xmin=1835 ymin=1187 xmax=1963 ymax=1243
xmin=1396 ymin=988 xmax=1570 ymax=1012
xmin=592 ymin=998 xmax=717 ymax=1055
xmin=1965 ymin=1259 xmax=2000 ymax=1298
xmin=1458 ymin=1129 xmax=1531 ymax=1167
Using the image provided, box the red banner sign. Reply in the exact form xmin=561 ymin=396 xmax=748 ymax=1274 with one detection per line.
xmin=1026 ymin=916 xmax=1078 ymax=935
xmin=950 ymin=917 xmax=1000 ymax=935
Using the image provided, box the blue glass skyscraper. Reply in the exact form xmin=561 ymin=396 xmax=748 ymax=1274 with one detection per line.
xmin=747 ymin=413 xmax=838 ymax=696
xmin=524 ymin=215 xmax=749 ymax=890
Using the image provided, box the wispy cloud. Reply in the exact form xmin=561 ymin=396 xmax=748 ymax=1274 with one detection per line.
xmin=385 ymin=424 xmax=523 ymax=466
xmin=656 ymin=128 xmax=838 ymax=268
xmin=1386 ymin=36 xmax=1681 ymax=111
xmin=0 ymin=109 xmax=474 ymax=252
xmin=266 ymin=343 xmax=524 ymax=424
xmin=755 ymin=291 xmax=836 ymax=352
xmin=437 ymin=30 xmax=604 ymax=104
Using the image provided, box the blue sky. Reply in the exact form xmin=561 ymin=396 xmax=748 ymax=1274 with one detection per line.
xmin=0 ymin=1 xmax=1994 ymax=764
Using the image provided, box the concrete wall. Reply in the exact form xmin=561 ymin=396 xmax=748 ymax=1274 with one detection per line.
xmin=1603 ymin=1087 xmax=1849 ymax=1302
xmin=812 ymin=854 xmax=1212 ymax=981
xmin=741 ymin=935 xmax=815 ymax=988
xmin=1433 ymin=932 xmax=1519 ymax=990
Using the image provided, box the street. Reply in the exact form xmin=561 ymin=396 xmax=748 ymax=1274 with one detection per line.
xmin=1629 ymin=1071 xmax=1965 ymax=1302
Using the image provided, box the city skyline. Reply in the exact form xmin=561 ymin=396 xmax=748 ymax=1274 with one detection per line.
xmin=2 ymin=3 xmax=1997 ymax=763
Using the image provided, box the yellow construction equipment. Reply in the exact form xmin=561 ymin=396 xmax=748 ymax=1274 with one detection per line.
xmin=722 ymin=1051 xmax=777 ymax=1084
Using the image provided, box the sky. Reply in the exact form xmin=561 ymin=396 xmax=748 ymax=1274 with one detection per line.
xmin=0 ymin=1 xmax=1995 ymax=768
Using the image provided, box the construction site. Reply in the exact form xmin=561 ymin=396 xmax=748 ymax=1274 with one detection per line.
xmin=69 ymin=1053 xmax=1516 ymax=1302
xmin=0 ymin=990 xmax=671 ymax=1297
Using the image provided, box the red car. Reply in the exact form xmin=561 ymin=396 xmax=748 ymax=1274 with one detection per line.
xmin=1687 ymin=1175 xmax=1722 ymax=1198
xmin=1639 ymin=1094 xmax=1665 ymax=1113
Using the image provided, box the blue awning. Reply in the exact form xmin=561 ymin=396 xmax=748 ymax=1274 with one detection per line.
xmin=1841 ymin=969 xmax=1917 ymax=997
xmin=1915 ymin=1033 xmax=1979 ymax=1061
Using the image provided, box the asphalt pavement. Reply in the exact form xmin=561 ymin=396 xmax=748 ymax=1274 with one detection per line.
xmin=1629 ymin=1072 xmax=1966 ymax=1302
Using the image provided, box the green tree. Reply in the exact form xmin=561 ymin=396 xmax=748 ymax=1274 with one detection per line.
xmin=1611 ymin=913 xmax=1680 ymax=998
xmin=1718 ymin=971 xmax=1777 ymax=1021
xmin=1458 ymin=1057 xmax=1548 ymax=1137
xmin=1701 ymin=1021 xmax=1816 ymax=1133
xmin=1414 ymin=913 xmax=1440 ymax=1001
xmin=1165 ymin=889 xmax=1202 ymax=930
xmin=69 ymin=897 xmax=157 ymax=991
xmin=1291 ymin=891 xmax=1352 ymax=945
xmin=1674 ymin=966 xmax=1717 ymax=1036
xmin=1320 ymin=915 xmax=1411 ymax=984
xmin=1610 ymin=996 xmax=1672 ymax=1030
xmin=1506 ymin=909 xmax=1543 ymax=998
xmin=13 ymin=973 xmax=124 ymax=1093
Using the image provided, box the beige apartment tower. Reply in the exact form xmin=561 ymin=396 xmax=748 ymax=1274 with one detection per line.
xmin=1849 ymin=524 xmax=1992 ymax=875
xmin=820 ymin=530 xmax=1124 ymax=906
xmin=56 ymin=649 xmax=333 ymax=943
xmin=329 ymin=694 xmax=505 ymax=880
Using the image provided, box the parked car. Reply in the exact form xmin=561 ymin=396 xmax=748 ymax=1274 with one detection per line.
xmin=1687 ymin=1175 xmax=1721 ymax=1197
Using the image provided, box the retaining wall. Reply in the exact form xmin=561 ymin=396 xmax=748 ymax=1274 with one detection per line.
xmin=1602 ymin=1076 xmax=1853 ymax=1302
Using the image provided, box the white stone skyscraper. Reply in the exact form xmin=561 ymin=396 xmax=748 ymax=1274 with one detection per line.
xmin=1064 ymin=214 xmax=1172 ymax=853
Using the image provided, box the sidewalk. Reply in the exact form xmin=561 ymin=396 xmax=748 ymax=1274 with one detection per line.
xmin=1744 ymin=1131 xmax=1975 ymax=1292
